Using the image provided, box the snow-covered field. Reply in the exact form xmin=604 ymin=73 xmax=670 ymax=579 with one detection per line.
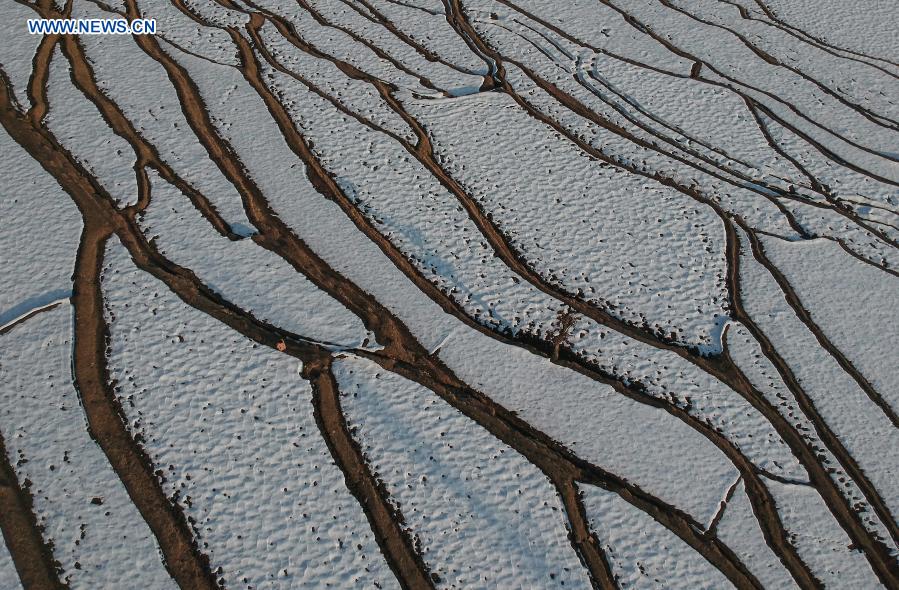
xmin=0 ymin=0 xmax=896 ymax=588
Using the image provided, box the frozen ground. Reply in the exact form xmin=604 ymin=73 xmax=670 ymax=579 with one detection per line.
xmin=0 ymin=1 xmax=896 ymax=588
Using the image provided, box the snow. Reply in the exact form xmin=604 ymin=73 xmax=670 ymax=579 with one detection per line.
xmin=565 ymin=315 xmax=808 ymax=485
xmin=245 ymin=100 xmax=462 ymax=354
xmin=756 ymin=109 xmax=898 ymax=211
xmin=408 ymin=89 xmax=730 ymax=349
xmin=468 ymin=0 xmax=805 ymax=184
xmin=253 ymin=0 xmax=432 ymax=94
xmin=760 ymin=0 xmax=899 ymax=64
xmin=453 ymin=8 xmax=813 ymax=241
xmin=180 ymin=0 xmax=248 ymax=29
xmin=137 ymin=168 xmax=371 ymax=348
xmin=0 ymin=126 xmax=82 ymax=328
xmin=334 ymin=354 xmax=592 ymax=589
xmin=44 ymin=47 xmax=138 ymax=207
xmin=2 ymin=0 xmax=897 ymax=586
xmin=672 ymin=0 xmax=898 ymax=122
xmin=606 ymin=0 xmax=899 ymax=180
xmin=0 ymin=305 xmax=175 ymax=590
xmin=779 ymin=198 xmax=899 ymax=271
xmin=72 ymin=0 xmax=253 ymax=232
xmin=734 ymin=229 xmax=897 ymax=547
xmin=759 ymin=235 xmax=899 ymax=410
xmin=305 ymin=0 xmax=484 ymax=93
xmin=716 ymin=481 xmax=798 ymax=589
xmin=366 ymin=0 xmax=487 ymax=76
xmin=262 ymin=58 xmax=568 ymax=340
xmin=101 ymin=238 xmax=397 ymax=590
xmin=0 ymin=536 xmax=22 ymax=590
xmin=490 ymin=0 xmax=692 ymax=75
xmin=124 ymin=0 xmax=243 ymax=65
xmin=465 ymin=0 xmax=899 ymax=259
xmin=582 ymin=483 xmax=733 ymax=589
xmin=248 ymin=101 xmax=800 ymax=541
xmin=0 ymin=2 xmax=42 ymax=110
xmin=763 ymin=476 xmax=881 ymax=587
xmin=436 ymin=325 xmax=740 ymax=526
xmin=254 ymin=21 xmax=415 ymax=142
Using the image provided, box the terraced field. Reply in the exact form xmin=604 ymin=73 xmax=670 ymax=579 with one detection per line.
xmin=1 ymin=1 xmax=897 ymax=588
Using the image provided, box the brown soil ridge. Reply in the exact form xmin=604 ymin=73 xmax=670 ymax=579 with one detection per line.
xmin=4 ymin=32 xmax=434 ymax=587
xmin=71 ymin=221 xmax=221 ymax=590
xmin=733 ymin=219 xmax=899 ymax=545
xmin=0 ymin=433 xmax=66 ymax=590
xmin=724 ymin=218 xmax=899 ymax=587
xmin=8 ymin=2 xmax=899 ymax=588
xmin=229 ymin=15 xmax=820 ymax=587
xmin=306 ymin=359 xmax=435 ymax=590
xmin=439 ymin=7 xmax=899 ymax=584
xmin=15 ymin=22 xmax=749 ymax=587
xmin=0 ymin=76 xmax=219 ymax=590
